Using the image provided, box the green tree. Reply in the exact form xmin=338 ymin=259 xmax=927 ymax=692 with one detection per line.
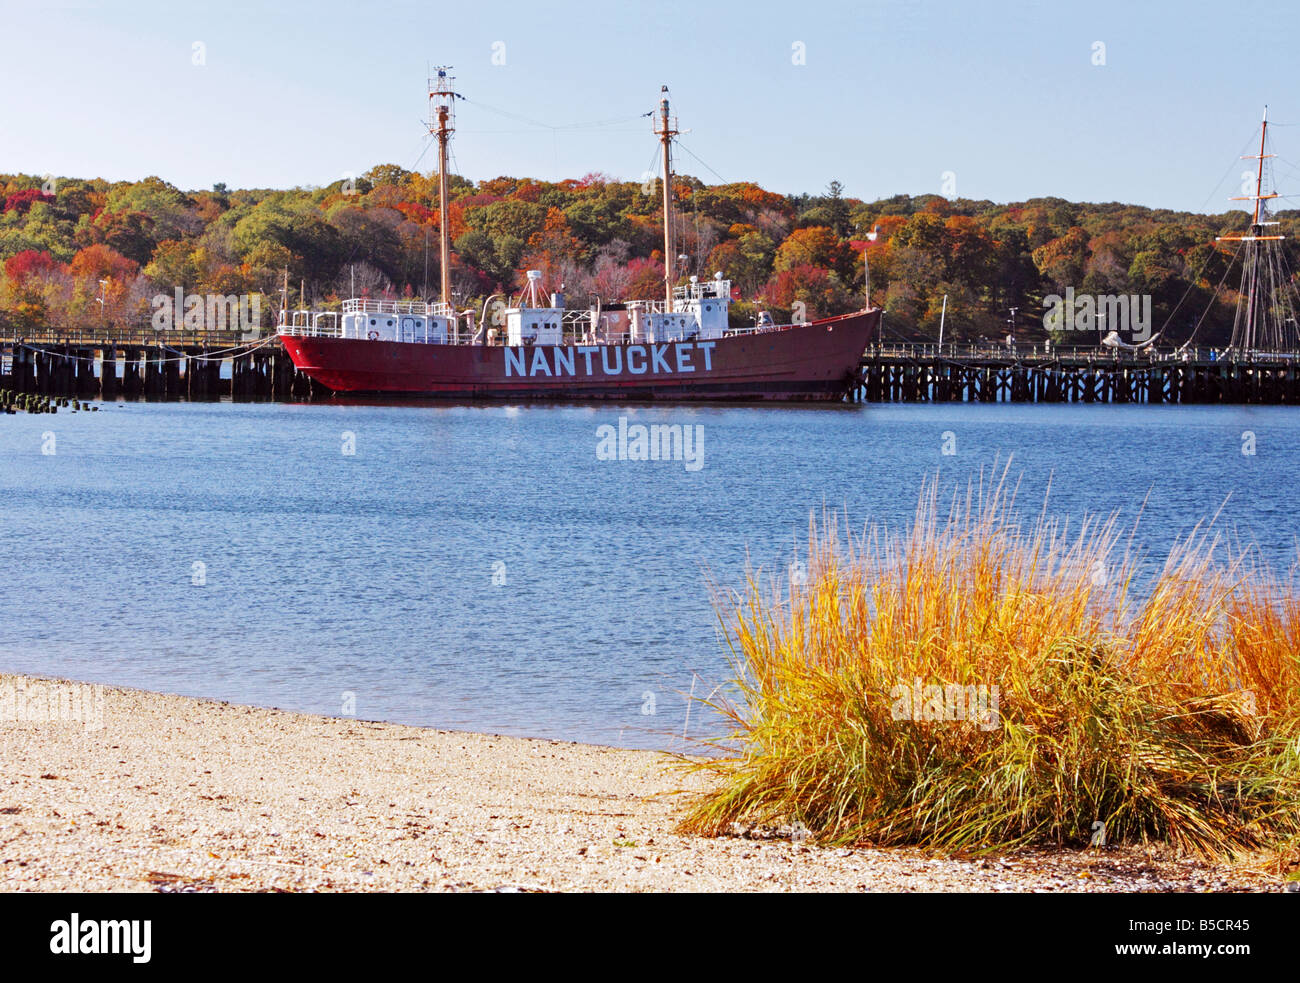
xmin=105 ymin=176 xmax=200 ymax=242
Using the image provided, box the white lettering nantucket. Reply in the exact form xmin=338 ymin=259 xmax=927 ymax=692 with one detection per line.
xmin=504 ymin=342 xmax=717 ymax=379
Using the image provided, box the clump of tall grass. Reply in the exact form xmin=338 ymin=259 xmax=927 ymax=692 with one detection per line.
xmin=681 ymin=466 xmax=1300 ymax=858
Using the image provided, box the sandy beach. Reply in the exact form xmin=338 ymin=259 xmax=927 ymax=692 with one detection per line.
xmin=0 ymin=672 xmax=1289 ymax=893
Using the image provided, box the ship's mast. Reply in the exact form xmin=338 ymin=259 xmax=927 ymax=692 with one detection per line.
xmin=430 ymin=68 xmax=458 ymax=309
xmin=1250 ymin=106 xmax=1270 ymax=229
xmin=655 ymin=86 xmax=679 ymax=307
xmin=1218 ymin=106 xmax=1290 ymax=351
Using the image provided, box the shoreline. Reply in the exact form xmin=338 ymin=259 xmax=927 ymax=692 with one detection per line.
xmin=0 ymin=672 xmax=1289 ymax=892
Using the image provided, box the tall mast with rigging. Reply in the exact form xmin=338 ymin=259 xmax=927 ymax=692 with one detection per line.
xmin=1216 ymin=106 xmax=1295 ymax=351
xmin=655 ymin=86 xmax=679 ymax=307
xmin=429 ymin=68 xmax=459 ymax=310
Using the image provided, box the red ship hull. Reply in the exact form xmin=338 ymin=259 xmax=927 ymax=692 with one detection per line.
xmin=280 ymin=309 xmax=879 ymax=402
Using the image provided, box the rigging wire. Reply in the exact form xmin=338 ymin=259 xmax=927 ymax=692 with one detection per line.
xmin=457 ymin=128 xmax=647 ymax=135
xmin=675 ymin=136 xmax=799 ymax=244
xmin=1272 ymin=238 xmax=1300 ymax=347
xmin=1153 ymin=231 xmax=1242 ymax=344
xmin=643 ymin=144 xmax=662 ymax=193
xmin=673 ymin=139 xmax=728 ymax=185
xmin=1217 ymin=122 xmax=1300 ymax=351
xmin=410 ymin=133 xmax=435 ymax=172
xmin=1177 ymin=243 xmax=1241 ymax=352
xmin=1194 ymin=129 xmax=1265 ymax=215
xmin=461 ymin=98 xmax=646 ymax=133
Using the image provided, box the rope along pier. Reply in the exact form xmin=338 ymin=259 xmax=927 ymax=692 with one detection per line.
xmin=0 ymin=334 xmax=329 ymax=401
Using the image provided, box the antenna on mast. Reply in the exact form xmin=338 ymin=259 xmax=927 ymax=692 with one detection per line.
xmin=429 ymin=67 xmax=459 ymax=309
xmin=654 ymin=85 xmax=679 ymax=307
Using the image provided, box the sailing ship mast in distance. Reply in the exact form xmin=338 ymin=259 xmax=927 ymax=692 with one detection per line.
xmin=429 ymin=67 xmax=458 ymax=310
xmin=1216 ymin=106 xmax=1300 ymax=352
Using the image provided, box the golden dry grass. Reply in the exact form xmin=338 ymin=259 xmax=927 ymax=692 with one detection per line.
xmin=680 ymin=464 xmax=1300 ymax=859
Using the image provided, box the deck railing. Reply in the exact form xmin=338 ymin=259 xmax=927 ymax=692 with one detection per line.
xmin=340 ymin=298 xmax=455 ymax=317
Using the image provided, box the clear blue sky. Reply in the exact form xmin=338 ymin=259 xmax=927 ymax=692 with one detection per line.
xmin=2 ymin=0 xmax=1297 ymax=214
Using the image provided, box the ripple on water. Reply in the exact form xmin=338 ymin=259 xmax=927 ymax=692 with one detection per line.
xmin=0 ymin=400 xmax=1296 ymax=748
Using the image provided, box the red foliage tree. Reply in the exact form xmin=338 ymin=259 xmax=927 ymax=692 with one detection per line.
xmin=2 ymin=188 xmax=54 ymax=215
xmin=395 ymin=201 xmax=435 ymax=224
xmin=623 ymin=257 xmax=665 ymax=301
xmin=760 ymin=264 xmax=851 ymax=319
xmin=4 ymin=249 xmax=64 ymax=284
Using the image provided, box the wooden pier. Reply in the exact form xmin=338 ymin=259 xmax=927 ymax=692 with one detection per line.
xmin=851 ymin=345 xmax=1300 ymax=404
xmin=0 ymin=329 xmax=329 ymax=402
xmin=4 ymin=331 xmax=1300 ymax=406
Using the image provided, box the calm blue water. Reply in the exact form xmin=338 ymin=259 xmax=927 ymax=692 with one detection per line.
xmin=1 ymin=399 xmax=1297 ymax=749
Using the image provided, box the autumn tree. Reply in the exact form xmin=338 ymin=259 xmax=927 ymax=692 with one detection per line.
xmin=1032 ymin=226 xmax=1090 ymax=294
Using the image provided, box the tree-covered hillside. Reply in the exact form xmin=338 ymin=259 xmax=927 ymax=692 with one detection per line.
xmin=0 ymin=167 xmax=1282 ymax=345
